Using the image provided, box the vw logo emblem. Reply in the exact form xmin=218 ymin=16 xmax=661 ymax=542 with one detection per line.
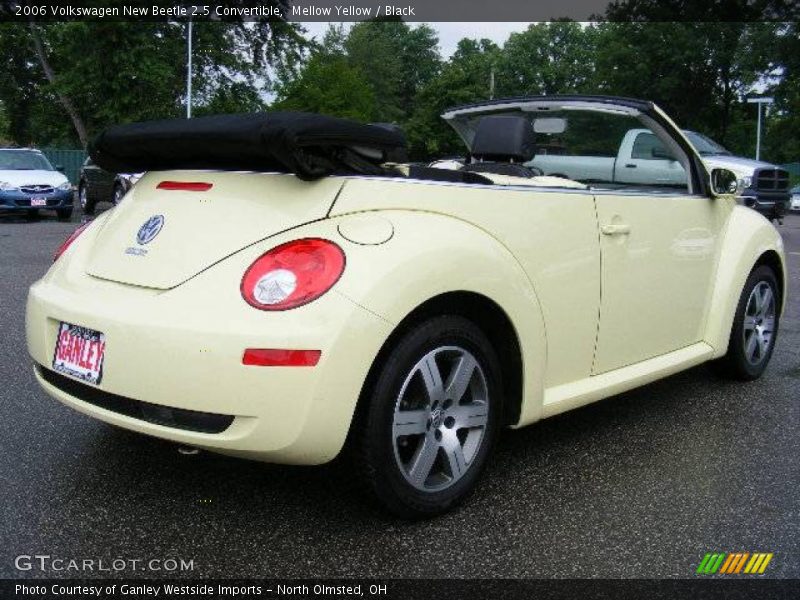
xmin=136 ymin=215 xmax=165 ymax=245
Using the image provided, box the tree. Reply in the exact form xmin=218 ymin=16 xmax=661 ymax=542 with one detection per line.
xmin=344 ymin=20 xmax=440 ymax=122
xmin=406 ymin=39 xmax=499 ymax=159
xmin=496 ymin=21 xmax=599 ymax=97
xmin=593 ymin=21 xmax=778 ymax=150
xmin=273 ymin=52 xmax=377 ymax=121
xmin=0 ymin=17 xmax=308 ymax=148
xmin=762 ymin=22 xmax=800 ymax=164
xmin=0 ymin=101 xmax=10 ymax=144
xmin=597 ymin=0 xmax=789 ymax=158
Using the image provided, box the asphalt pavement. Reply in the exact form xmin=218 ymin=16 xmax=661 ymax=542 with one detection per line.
xmin=1 ymin=207 xmax=798 ymax=579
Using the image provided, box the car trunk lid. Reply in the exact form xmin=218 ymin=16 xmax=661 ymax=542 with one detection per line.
xmin=85 ymin=170 xmax=343 ymax=289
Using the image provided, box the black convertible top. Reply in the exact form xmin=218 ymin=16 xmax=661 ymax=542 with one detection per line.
xmin=90 ymin=112 xmax=407 ymax=181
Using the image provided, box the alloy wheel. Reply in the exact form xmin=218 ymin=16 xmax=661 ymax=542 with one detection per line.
xmin=392 ymin=346 xmax=489 ymax=492
xmin=743 ymin=281 xmax=776 ymax=365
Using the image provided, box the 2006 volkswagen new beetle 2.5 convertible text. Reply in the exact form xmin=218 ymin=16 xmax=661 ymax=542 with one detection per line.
xmin=26 ymin=96 xmax=786 ymax=517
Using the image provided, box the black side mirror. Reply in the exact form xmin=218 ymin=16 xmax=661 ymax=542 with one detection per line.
xmin=55 ymin=165 xmax=65 ymax=173
xmin=651 ymin=147 xmax=675 ymax=161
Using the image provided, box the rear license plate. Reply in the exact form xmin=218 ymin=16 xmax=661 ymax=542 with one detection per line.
xmin=31 ymin=197 xmax=47 ymax=207
xmin=52 ymin=322 xmax=106 ymax=385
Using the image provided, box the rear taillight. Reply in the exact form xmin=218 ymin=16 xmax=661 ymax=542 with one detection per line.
xmin=240 ymin=238 xmax=345 ymax=311
xmin=53 ymin=222 xmax=91 ymax=262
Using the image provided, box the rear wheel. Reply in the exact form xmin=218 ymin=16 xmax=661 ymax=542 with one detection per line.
xmin=714 ymin=265 xmax=780 ymax=380
xmin=355 ymin=316 xmax=501 ymax=518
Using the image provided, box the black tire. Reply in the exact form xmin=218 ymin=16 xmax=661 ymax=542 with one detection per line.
xmin=713 ymin=265 xmax=780 ymax=380
xmin=355 ymin=315 xmax=502 ymax=518
xmin=56 ymin=207 xmax=73 ymax=222
xmin=79 ymin=183 xmax=96 ymax=216
xmin=112 ymin=183 xmax=124 ymax=205
xmin=24 ymin=209 xmax=38 ymax=222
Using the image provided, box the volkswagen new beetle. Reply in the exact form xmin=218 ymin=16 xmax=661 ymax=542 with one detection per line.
xmin=26 ymin=96 xmax=785 ymax=517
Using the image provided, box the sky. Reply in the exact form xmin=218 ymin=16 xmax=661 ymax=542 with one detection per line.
xmin=299 ymin=22 xmax=533 ymax=57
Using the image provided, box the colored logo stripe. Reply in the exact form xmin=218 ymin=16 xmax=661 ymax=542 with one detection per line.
xmin=697 ymin=552 xmax=773 ymax=574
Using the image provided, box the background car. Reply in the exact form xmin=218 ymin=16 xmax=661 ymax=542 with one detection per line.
xmin=790 ymin=185 xmax=800 ymax=211
xmin=78 ymin=157 xmax=141 ymax=215
xmin=0 ymin=148 xmax=74 ymax=221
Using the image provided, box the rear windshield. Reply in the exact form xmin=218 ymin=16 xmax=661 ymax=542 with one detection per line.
xmin=0 ymin=150 xmax=54 ymax=171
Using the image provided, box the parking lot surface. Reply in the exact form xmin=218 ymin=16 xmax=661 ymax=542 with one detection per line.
xmin=1 ymin=209 xmax=798 ymax=578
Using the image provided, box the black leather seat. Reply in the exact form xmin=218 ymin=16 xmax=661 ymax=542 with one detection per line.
xmin=461 ymin=115 xmax=541 ymax=178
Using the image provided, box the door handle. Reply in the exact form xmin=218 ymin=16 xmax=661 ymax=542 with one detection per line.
xmin=624 ymin=163 xmax=637 ymax=168
xmin=601 ymin=223 xmax=631 ymax=236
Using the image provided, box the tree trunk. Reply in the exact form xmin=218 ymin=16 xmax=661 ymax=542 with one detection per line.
xmin=28 ymin=22 xmax=89 ymax=148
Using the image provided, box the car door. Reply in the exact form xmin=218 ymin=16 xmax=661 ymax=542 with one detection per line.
xmin=592 ymin=188 xmax=727 ymax=374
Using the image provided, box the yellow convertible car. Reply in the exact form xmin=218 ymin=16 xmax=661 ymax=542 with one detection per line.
xmin=26 ymin=97 xmax=785 ymax=517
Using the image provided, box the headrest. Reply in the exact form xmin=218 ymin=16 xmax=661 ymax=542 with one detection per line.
xmin=471 ymin=115 xmax=536 ymax=162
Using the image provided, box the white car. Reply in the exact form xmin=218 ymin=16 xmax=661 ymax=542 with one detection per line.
xmin=790 ymin=186 xmax=800 ymax=211
xmin=0 ymin=148 xmax=74 ymax=220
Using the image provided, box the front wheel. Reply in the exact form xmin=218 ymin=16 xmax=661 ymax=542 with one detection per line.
xmin=79 ymin=183 xmax=95 ymax=216
xmin=355 ymin=316 xmax=502 ymax=518
xmin=56 ymin=207 xmax=73 ymax=222
xmin=112 ymin=183 xmax=124 ymax=205
xmin=714 ymin=265 xmax=780 ymax=380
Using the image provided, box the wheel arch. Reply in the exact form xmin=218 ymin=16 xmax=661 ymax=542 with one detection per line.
xmin=704 ymin=207 xmax=786 ymax=358
xmin=754 ymin=249 xmax=785 ymax=314
xmin=353 ymin=291 xmax=525 ymax=432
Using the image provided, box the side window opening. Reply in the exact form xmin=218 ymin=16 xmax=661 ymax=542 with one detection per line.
xmin=632 ymin=132 xmax=667 ymax=160
xmin=457 ymin=108 xmax=692 ymax=194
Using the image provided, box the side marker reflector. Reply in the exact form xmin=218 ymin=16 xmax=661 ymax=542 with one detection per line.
xmin=242 ymin=349 xmax=321 ymax=367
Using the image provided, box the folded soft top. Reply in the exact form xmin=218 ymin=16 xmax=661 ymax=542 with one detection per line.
xmin=90 ymin=112 xmax=407 ymax=181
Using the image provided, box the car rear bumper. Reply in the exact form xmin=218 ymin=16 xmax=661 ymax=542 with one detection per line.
xmin=26 ymin=258 xmax=393 ymax=465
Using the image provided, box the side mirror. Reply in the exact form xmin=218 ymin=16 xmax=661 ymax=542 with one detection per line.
xmin=651 ymin=147 xmax=675 ymax=160
xmin=709 ymin=168 xmax=739 ymax=197
xmin=55 ymin=165 xmax=65 ymax=173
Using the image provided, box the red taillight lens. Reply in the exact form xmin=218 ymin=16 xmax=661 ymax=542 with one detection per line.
xmin=242 ymin=349 xmax=321 ymax=367
xmin=241 ymin=238 xmax=345 ymax=311
xmin=53 ymin=222 xmax=91 ymax=262
xmin=157 ymin=181 xmax=213 ymax=191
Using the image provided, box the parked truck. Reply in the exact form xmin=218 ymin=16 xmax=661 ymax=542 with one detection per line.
xmin=528 ymin=128 xmax=790 ymax=222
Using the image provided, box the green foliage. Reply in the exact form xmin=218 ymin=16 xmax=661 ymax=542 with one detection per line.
xmin=496 ymin=21 xmax=599 ymax=96
xmin=405 ymin=39 xmax=499 ymax=159
xmin=273 ymin=53 xmax=377 ymax=121
xmin=274 ymin=20 xmax=441 ymax=150
xmin=1 ymin=12 xmax=798 ymax=168
xmin=762 ymin=23 xmax=800 ymax=164
xmin=0 ymin=19 xmax=307 ymax=147
xmin=593 ymin=22 xmax=778 ymax=151
xmin=0 ymin=101 xmax=10 ymax=144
